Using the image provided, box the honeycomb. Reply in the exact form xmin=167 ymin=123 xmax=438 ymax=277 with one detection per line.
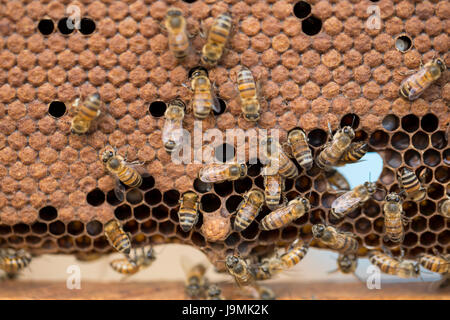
xmin=0 ymin=0 xmax=448 ymax=269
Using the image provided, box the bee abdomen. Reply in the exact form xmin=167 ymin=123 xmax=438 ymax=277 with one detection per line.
xmin=110 ymin=259 xmax=139 ymax=274
xmin=118 ymin=167 xmax=142 ymax=188
xmin=179 ymin=209 xmax=198 ymax=232
xmin=419 ymin=255 xmax=449 ymax=274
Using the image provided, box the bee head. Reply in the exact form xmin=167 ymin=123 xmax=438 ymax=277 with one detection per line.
xmin=300 ymin=197 xmax=310 ymax=211
xmin=312 ymin=224 xmax=325 ymax=238
xmin=364 ymin=182 xmax=377 ymax=194
xmin=225 ymin=255 xmax=239 ymax=269
xmin=386 ymin=192 xmax=400 ymax=203
xmin=101 ymin=150 xmax=115 ymax=163
xmin=413 ymin=263 xmax=421 ymax=276
xmin=244 ymin=113 xmax=260 ymax=121
xmin=145 ymin=247 xmax=156 ymax=262
xmin=208 ymin=285 xmax=221 ymax=296
xmin=342 ymin=126 xmax=355 ymax=139
xmin=435 ymin=58 xmax=447 ymax=72
xmin=239 ymin=163 xmax=247 ymax=177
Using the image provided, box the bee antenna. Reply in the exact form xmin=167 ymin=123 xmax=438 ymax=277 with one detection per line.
xmin=351 ymin=114 xmax=356 ymax=129
xmin=369 ymin=172 xmax=371 ymax=183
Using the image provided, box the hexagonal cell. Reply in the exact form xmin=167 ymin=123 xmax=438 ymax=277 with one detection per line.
xmin=200 ymin=193 xmax=221 ymax=213
xmin=114 ymin=204 xmax=132 ymax=221
xmin=0 ymin=225 xmax=11 ymax=235
xmin=286 ymin=190 xmax=300 ymax=201
xmin=126 ymin=189 xmax=144 ymax=205
xmin=26 ymin=236 xmax=42 ymax=245
xmin=159 ymin=221 xmax=175 ymax=236
xmin=214 ymin=181 xmax=233 ymax=197
xmin=363 ymin=200 xmax=381 ymax=218
xmin=384 ymin=149 xmax=402 ymax=168
xmin=75 ymin=236 xmax=92 ymax=249
xmin=428 ymin=183 xmax=444 ymax=200
xmin=39 ymin=206 xmax=58 ymax=221
xmin=134 ymin=205 xmax=151 ymax=221
xmin=391 ymin=132 xmax=409 ymax=150
xmin=410 ymin=131 xmax=429 ymax=150
xmin=49 ymin=221 xmax=65 ymax=236
xmin=444 ymin=149 xmax=450 ymax=165
xmin=139 ymin=176 xmax=155 ymax=191
xmin=295 ymin=176 xmax=312 ymax=192
xmin=435 ymin=166 xmax=449 ymax=183
xmin=403 ymin=201 xmax=418 ymax=218
xmin=31 ymin=222 xmax=48 ymax=235
xmin=403 ymin=232 xmax=418 ymax=247
xmin=106 ymin=190 xmax=123 ymax=206
xmin=404 ymin=149 xmax=421 ymax=167
xmin=421 ymin=114 xmax=438 ymax=133
xmin=313 ymin=176 xmax=327 ymax=193
xmin=284 ymin=179 xmax=294 ymax=191
xmin=191 ymin=232 xmax=206 ymax=247
xmin=369 ymin=131 xmax=389 ymax=149
xmin=12 ymin=223 xmax=30 ymax=235
xmin=86 ymin=188 xmax=106 ymax=207
xmin=86 ymin=220 xmax=103 ymax=236
xmin=308 ymin=129 xmax=327 ymax=147
xmin=302 ymin=15 xmax=322 ymax=36
xmin=431 ymin=131 xmax=447 ymax=150
xmin=420 ymin=232 xmax=436 ymax=247
xmin=145 ymin=189 xmax=162 ymax=206
xmin=259 ymin=230 xmax=280 ymax=243
xmin=163 ymin=190 xmax=180 ymax=207
xmin=240 ymin=221 xmax=259 ymax=240
xmin=281 ymin=226 xmax=298 ymax=241
xmin=67 ymin=221 xmax=84 ymax=236
xmin=373 ymin=217 xmax=384 ymax=233
xmin=401 ymin=114 xmax=419 ymax=133
xmin=364 ymin=234 xmax=380 ymax=247
xmin=225 ymin=232 xmax=241 ymax=247
xmin=234 ymin=177 xmax=253 ymax=194
xmin=411 ymin=216 xmax=427 ymax=232
xmin=419 ymin=200 xmax=436 ymax=216
xmin=57 ymin=18 xmax=75 ymax=35
xmin=321 ymin=192 xmax=336 ymax=209
xmin=79 ymin=18 xmax=96 ymax=35
xmin=193 ymin=178 xmax=212 ymax=193
xmin=409 ymin=246 xmax=426 ymax=257
xmin=340 ymin=114 xmax=360 ymax=129
xmin=423 ymin=149 xmax=441 ymax=167
xmin=379 ymin=168 xmax=395 ymax=185
xmin=416 ymin=166 xmax=432 ymax=184
xmin=339 ymin=222 xmax=354 ymax=234
xmin=48 ymin=101 xmax=67 ymax=118
xmin=429 ymin=215 xmax=445 ymax=232
xmin=38 ymin=19 xmax=54 ymax=35
xmin=141 ymin=219 xmax=157 ymax=234
xmin=152 ymin=205 xmax=169 ymax=220
xmin=149 ymin=101 xmax=167 ymax=117
xmin=382 ymin=115 xmax=400 ymax=131
xmin=123 ymin=220 xmax=139 ymax=235
xmin=8 ymin=236 xmax=24 ymax=245
xmin=395 ymin=34 xmax=412 ymax=53
xmin=309 ymin=209 xmax=325 ymax=224
xmin=93 ymin=236 xmax=109 ymax=250
xmin=58 ymin=236 xmax=74 ymax=249
xmin=226 ymin=195 xmax=243 ymax=214
xmin=437 ymin=230 xmax=449 ymax=246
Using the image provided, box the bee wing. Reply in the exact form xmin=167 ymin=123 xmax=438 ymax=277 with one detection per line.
xmin=128 ymin=163 xmax=148 ymax=176
xmin=211 ymin=91 xmax=222 ymax=114
xmin=114 ymin=178 xmax=126 ymax=202
xmin=331 ymin=191 xmax=362 ymax=215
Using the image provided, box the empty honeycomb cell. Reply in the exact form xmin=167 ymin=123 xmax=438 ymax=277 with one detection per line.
xmin=49 ymin=221 xmax=65 ymax=236
xmin=133 ymin=205 xmax=151 ymax=221
xmin=379 ymin=167 xmax=395 ymax=185
xmin=382 ymin=114 xmax=400 ymax=131
xmin=193 ymin=178 xmax=212 ymax=194
xmin=295 ymin=175 xmax=312 ymax=192
xmin=8 ymin=236 xmax=24 ymax=245
xmin=321 ymin=192 xmax=336 ymax=208
xmin=364 ymin=234 xmax=380 ymax=247
xmin=200 ymin=194 xmax=221 ymax=213
xmin=38 ymin=19 xmax=54 ymax=35
xmin=152 ymin=205 xmax=169 ymax=220
xmin=412 ymin=216 xmax=428 ymax=232
xmin=67 ymin=221 xmax=84 ymax=236
xmin=215 ymin=143 xmax=235 ymax=163
xmin=93 ymin=237 xmax=109 ymax=250
xmin=124 ymin=220 xmax=139 ymax=235
xmin=139 ymin=175 xmax=155 ymax=191
xmin=149 ymin=101 xmax=167 ymax=117
xmin=284 ymin=178 xmax=293 ymax=192
xmin=421 ymin=114 xmax=438 ymax=133
xmin=126 ymin=189 xmax=143 ymax=205
xmin=437 ymin=230 xmax=449 ymax=246
xmin=75 ymin=235 xmax=92 ymax=249
xmin=403 ymin=232 xmax=418 ymax=247
xmin=354 ymin=130 xmax=368 ymax=143
xmin=247 ymin=161 xmax=262 ymax=177
xmin=355 ymin=217 xmax=371 ymax=234
xmin=419 ymin=199 xmax=436 ymax=216
xmin=391 ymin=132 xmax=410 ymax=150
xmin=12 ymin=223 xmax=29 ymax=234
xmin=373 ymin=217 xmax=384 ymax=234
xmin=213 ymin=99 xmax=227 ymax=116
xmin=309 ymin=209 xmax=325 ymax=224
xmin=26 ymin=236 xmax=42 ymax=245
xmin=302 ymin=15 xmax=322 ymax=36
xmin=293 ymin=1 xmax=311 ymax=20
xmin=420 ymin=232 xmax=436 ymax=247
xmin=226 ymin=195 xmax=243 ymax=214
xmin=385 ymin=149 xmax=402 ymax=168
xmin=427 ymin=183 xmax=444 ymax=200
xmin=394 ymin=34 xmax=413 ymax=53
xmin=340 ymin=113 xmax=360 ymax=129
xmin=31 ymin=222 xmax=47 ymax=234
xmin=57 ymin=18 xmax=75 ymax=35
xmin=39 ymin=206 xmax=58 ymax=221
xmin=444 ymin=149 xmax=450 ymax=165
xmin=86 ymin=188 xmax=106 ymax=207
xmin=214 ymin=181 xmax=234 ymax=197
xmin=431 ymin=131 xmax=446 ymax=150
xmin=241 ymin=222 xmax=260 ymax=240
xmin=369 ymin=130 xmax=389 ymax=148
xmin=404 ymin=149 xmax=421 ymax=167
xmin=225 ymin=232 xmax=240 ymax=247
xmin=259 ymin=230 xmax=280 ymax=243
xmin=106 ymin=190 xmax=122 ymax=206
xmin=411 ymin=131 xmax=429 ymax=150
xmin=429 ymin=215 xmax=445 ymax=232
xmin=191 ymin=232 xmax=206 ymax=247
xmin=86 ymin=220 xmax=103 ymax=236
xmin=234 ymin=177 xmax=253 ymax=194
xmin=403 ymin=201 xmax=418 ymax=218
xmin=79 ymin=18 xmax=96 ymax=35
xmin=281 ymin=226 xmax=298 ymax=241
xmin=141 ymin=219 xmax=156 ymax=235
xmin=339 ymin=222 xmax=354 ymax=234
xmin=254 ymin=176 xmax=265 ymax=190
xmin=373 ymin=188 xmax=386 ymax=202
xmin=363 ymin=200 xmax=381 ymax=218
xmin=435 ymin=166 xmax=449 ymax=183
xmin=423 ymin=149 xmax=441 ymax=167
xmin=313 ymin=176 xmax=327 ymax=193
xmin=145 ymin=189 xmax=162 ymax=206
xmin=307 ymin=128 xmax=327 ymax=147
xmin=47 ymin=101 xmax=66 ymax=118
xmin=114 ymin=204 xmax=132 ymax=221
xmin=169 ymin=209 xmax=178 ymax=223
xmin=348 ymin=207 xmax=363 ymax=220
xmin=401 ymin=114 xmax=420 ymax=133
xmin=0 ymin=225 xmax=11 ymax=235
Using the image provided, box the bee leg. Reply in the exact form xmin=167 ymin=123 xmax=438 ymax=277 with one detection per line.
xmin=402 ymin=216 xmax=411 ymax=226
xmin=199 ymin=20 xmax=207 ymax=39
xmin=281 ymin=194 xmax=288 ymax=206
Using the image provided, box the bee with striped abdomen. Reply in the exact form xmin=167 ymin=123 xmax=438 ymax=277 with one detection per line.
xmin=101 ymin=147 xmax=145 ymax=201
xmin=439 ymin=197 xmax=449 ymax=218
xmin=110 ymin=246 xmax=156 ymax=276
xmin=104 ymin=219 xmax=132 ymax=256
xmin=237 ymin=67 xmax=261 ymax=122
xmin=398 ymin=167 xmax=426 ymax=202
xmin=162 ymin=99 xmax=185 ymax=154
xmin=312 ymin=224 xmax=359 ymax=254
xmin=326 ymin=169 xmax=350 ymax=191
xmin=399 ymin=58 xmax=447 ymax=101
xmin=70 ymin=93 xmax=101 ymax=135
xmin=260 ymin=196 xmax=310 ymax=231
xmin=418 ymin=249 xmax=449 ymax=275
xmin=262 ymin=137 xmax=298 ymax=179
xmin=198 ymin=162 xmax=247 ymax=183
xmin=201 ymin=13 xmax=233 ymax=67
xmin=178 ymin=191 xmax=200 ymax=232
xmin=287 ymin=129 xmax=313 ymax=170
xmin=206 ymin=284 xmax=225 ymax=300
xmin=368 ymin=248 xmax=420 ymax=279
xmin=0 ymin=249 xmax=32 ymax=275
xmin=184 ymin=263 xmax=208 ymax=298
xmin=279 ymin=238 xmax=309 ymax=270
xmin=164 ymin=7 xmax=190 ymax=60
xmin=316 ymin=126 xmax=355 ymax=171
xmin=190 ymin=68 xmax=220 ymax=119
xmin=225 ymin=254 xmax=255 ymax=288
xmin=333 ymin=253 xmax=358 ymax=275
xmin=383 ymin=192 xmax=409 ymax=243
xmin=263 ymin=172 xmax=284 ymax=210
xmin=338 ymin=142 xmax=368 ymax=165
xmin=234 ymin=189 xmax=265 ymax=232
xmin=330 ymin=182 xmax=377 ymax=220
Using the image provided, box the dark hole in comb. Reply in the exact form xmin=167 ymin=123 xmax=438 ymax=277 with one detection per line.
xmin=39 ymin=206 xmax=58 ymax=221
xmin=421 ymin=114 xmax=438 ymax=133
xmin=48 ymin=101 xmax=67 ymax=118
xmin=139 ymin=175 xmax=155 ymax=191
xmin=49 ymin=221 xmax=65 ymax=235
xmin=86 ymin=220 xmax=103 ymax=236
xmin=369 ymin=130 xmax=389 ymax=148
xmin=13 ymin=223 xmax=29 ymax=234
xmin=340 ymin=113 xmax=360 ymax=129
xmin=79 ymin=17 xmax=96 ymax=35
xmin=215 ymin=143 xmax=235 ymax=163
xmin=308 ymin=129 xmax=327 ymax=147
xmin=152 ymin=205 xmax=169 ymax=220
xmin=114 ymin=204 xmax=132 ymax=220
xmin=194 ymin=178 xmax=212 ymax=193
xmin=134 ymin=205 xmax=150 ymax=221
xmin=57 ymin=17 xmax=75 ymax=35
xmin=149 ymin=101 xmax=167 ymax=117
xmin=200 ymin=193 xmax=221 ymax=212
xmin=106 ymin=190 xmax=122 ymax=206
xmin=391 ymin=132 xmax=409 ymax=150
xmin=213 ymin=98 xmax=227 ymax=115
xmin=395 ymin=35 xmax=412 ymax=53
xmin=163 ymin=189 xmax=180 ymax=207
xmin=302 ymin=15 xmax=322 ymax=36
xmin=382 ymin=115 xmax=399 ymax=131
xmin=145 ymin=189 xmax=162 ymax=205
xmin=38 ymin=19 xmax=54 ymax=35
xmin=402 ymin=114 xmax=419 ymax=133
xmin=214 ymin=181 xmax=233 ymax=197
xmin=226 ymin=195 xmax=243 ymax=213
xmin=293 ymin=1 xmax=312 ymax=19
xmin=412 ymin=131 xmax=429 ymax=150
xmin=86 ymin=188 xmax=106 ymax=206
xmin=234 ymin=177 xmax=253 ymax=194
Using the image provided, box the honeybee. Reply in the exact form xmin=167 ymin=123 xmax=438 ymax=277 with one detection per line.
xmin=201 ymin=13 xmax=233 ymax=66
xmin=164 ymin=7 xmax=190 ymax=60
xmin=439 ymin=197 xmax=450 ymax=218
xmin=206 ymin=284 xmax=225 ymax=300
xmin=383 ymin=192 xmax=409 ymax=243
xmin=263 ymin=173 xmax=284 ymax=210
xmin=198 ymin=162 xmax=247 ymax=183
xmin=312 ymin=224 xmax=359 ymax=254
xmin=256 ymin=285 xmax=276 ymax=300
xmin=368 ymin=249 xmax=420 ymax=279
xmin=316 ymin=126 xmax=355 ymax=171
xmin=225 ymin=254 xmax=255 ymax=287
xmin=260 ymin=196 xmax=310 ymax=231
xmin=279 ymin=238 xmax=309 ymax=269
xmin=234 ymin=189 xmax=265 ymax=232
xmin=75 ymin=251 xmax=102 ymax=262
xmin=418 ymin=249 xmax=449 ymax=275
xmin=398 ymin=167 xmax=426 ymax=202
xmin=70 ymin=93 xmax=101 ymax=134
xmin=332 ymin=253 xmax=358 ymax=275
xmin=101 ymin=147 xmax=145 ymax=201
xmin=104 ymin=219 xmax=132 ymax=256
xmin=237 ymin=67 xmax=261 ymax=122
xmin=110 ymin=247 xmax=156 ymax=275
xmin=330 ymin=182 xmax=377 ymax=220
xmin=262 ymin=137 xmax=298 ymax=179
xmin=338 ymin=142 xmax=368 ymax=165
xmin=0 ymin=249 xmax=32 ymax=275
xmin=287 ymin=129 xmax=313 ymax=170
xmin=250 ymin=258 xmax=278 ymax=281
xmin=399 ymin=58 xmax=447 ymax=101
xmin=190 ymin=68 xmax=220 ymax=119
xmin=162 ymin=99 xmax=185 ymax=154
xmin=326 ymin=169 xmax=350 ymax=191
xmin=178 ymin=191 xmax=200 ymax=232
